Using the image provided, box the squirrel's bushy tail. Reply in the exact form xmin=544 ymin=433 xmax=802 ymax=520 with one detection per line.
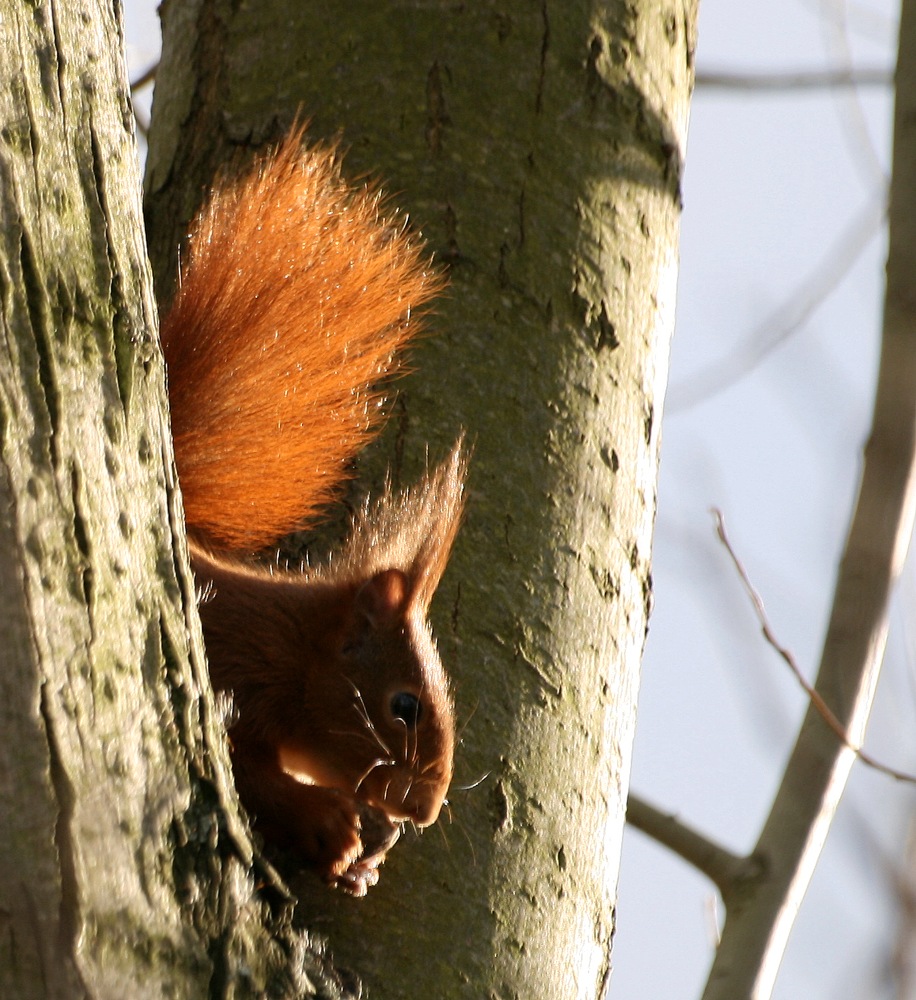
xmin=160 ymin=127 xmax=442 ymax=550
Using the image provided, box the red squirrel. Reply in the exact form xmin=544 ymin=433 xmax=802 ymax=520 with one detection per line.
xmin=159 ymin=127 xmax=466 ymax=896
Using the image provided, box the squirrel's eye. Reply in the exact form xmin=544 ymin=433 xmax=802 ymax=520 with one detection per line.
xmin=390 ymin=692 xmax=422 ymax=726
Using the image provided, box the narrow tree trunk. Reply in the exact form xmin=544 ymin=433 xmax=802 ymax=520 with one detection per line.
xmin=0 ymin=4 xmax=192 ymax=993
xmin=0 ymin=3 xmax=346 ymax=996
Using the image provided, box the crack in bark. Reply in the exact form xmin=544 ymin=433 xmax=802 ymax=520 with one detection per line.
xmin=37 ymin=682 xmax=85 ymax=985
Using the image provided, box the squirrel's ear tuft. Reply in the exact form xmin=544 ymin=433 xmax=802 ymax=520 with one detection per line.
xmin=331 ymin=437 xmax=469 ymax=610
xmin=404 ymin=438 xmax=469 ymax=610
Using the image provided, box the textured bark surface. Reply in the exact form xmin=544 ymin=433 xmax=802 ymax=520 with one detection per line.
xmin=0 ymin=4 xmax=192 ymax=994
xmin=145 ymin=2 xmax=696 ymax=997
xmin=0 ymin=3 xmax=346 ymax=997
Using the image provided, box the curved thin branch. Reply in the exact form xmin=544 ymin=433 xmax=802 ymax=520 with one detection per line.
xmin=713 ymin=510 xmax=916 ymax=786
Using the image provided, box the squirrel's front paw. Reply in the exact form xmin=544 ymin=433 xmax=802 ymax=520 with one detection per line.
xmin=328 ymin=803 xmax=401 ymax=897
xmin=292 ymin=787 xmax=362 ymax=872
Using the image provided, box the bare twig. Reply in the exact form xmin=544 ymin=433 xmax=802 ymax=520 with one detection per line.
xmin=696 ymin=67 xmax=892 ymax=91
xmin=626 ymin=793 xmax=755 ymax=900
xmin=128 ymin=62 xmax=156 ymax=139
xmin=668 ymin=196 xmax=885 ymax=412
xmin=713 ymin=509 xmax=916 ymax=785
xmin=130 ymin=61 xmax=158 ymax=93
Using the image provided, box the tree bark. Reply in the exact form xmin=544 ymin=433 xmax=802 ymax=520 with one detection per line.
xmin=0 ymin=3 xmax=348 ymax=997
xmin=146 ymin=2 xmax=696 ymax=997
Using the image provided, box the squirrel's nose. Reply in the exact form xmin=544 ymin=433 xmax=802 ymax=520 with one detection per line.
xmin=404 ymin=787 xmax=446 ymax=827
xmin=368 ymin=783 xmax=445 ymax=827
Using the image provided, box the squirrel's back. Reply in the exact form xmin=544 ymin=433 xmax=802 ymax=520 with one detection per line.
xmin=160 ymin=127 xmax=443 ymax=551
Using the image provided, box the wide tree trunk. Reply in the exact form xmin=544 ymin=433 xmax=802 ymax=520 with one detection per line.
xmin=146 ymin=3 xmax=696 ymax=997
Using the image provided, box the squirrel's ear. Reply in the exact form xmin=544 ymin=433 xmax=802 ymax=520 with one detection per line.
xmin=355 ymin=568 xmax=409 ymax=627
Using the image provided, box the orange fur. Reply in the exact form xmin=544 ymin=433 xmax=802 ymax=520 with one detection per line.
xmin=160 ymin=129 xmax=466 ymax=895
xmin=161 ymin=126 xmax=444 ymax=551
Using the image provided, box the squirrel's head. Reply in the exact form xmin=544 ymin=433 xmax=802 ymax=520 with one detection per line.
xmin=276 ymin=445 xmax=466 ymax=836
xmin=336 ymin=567 xmax=456 ymax=827
xmin=275 ymin=566 xmax=457 ymax=828
xmin=307 ymin=445 xmax=467 ymax=826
